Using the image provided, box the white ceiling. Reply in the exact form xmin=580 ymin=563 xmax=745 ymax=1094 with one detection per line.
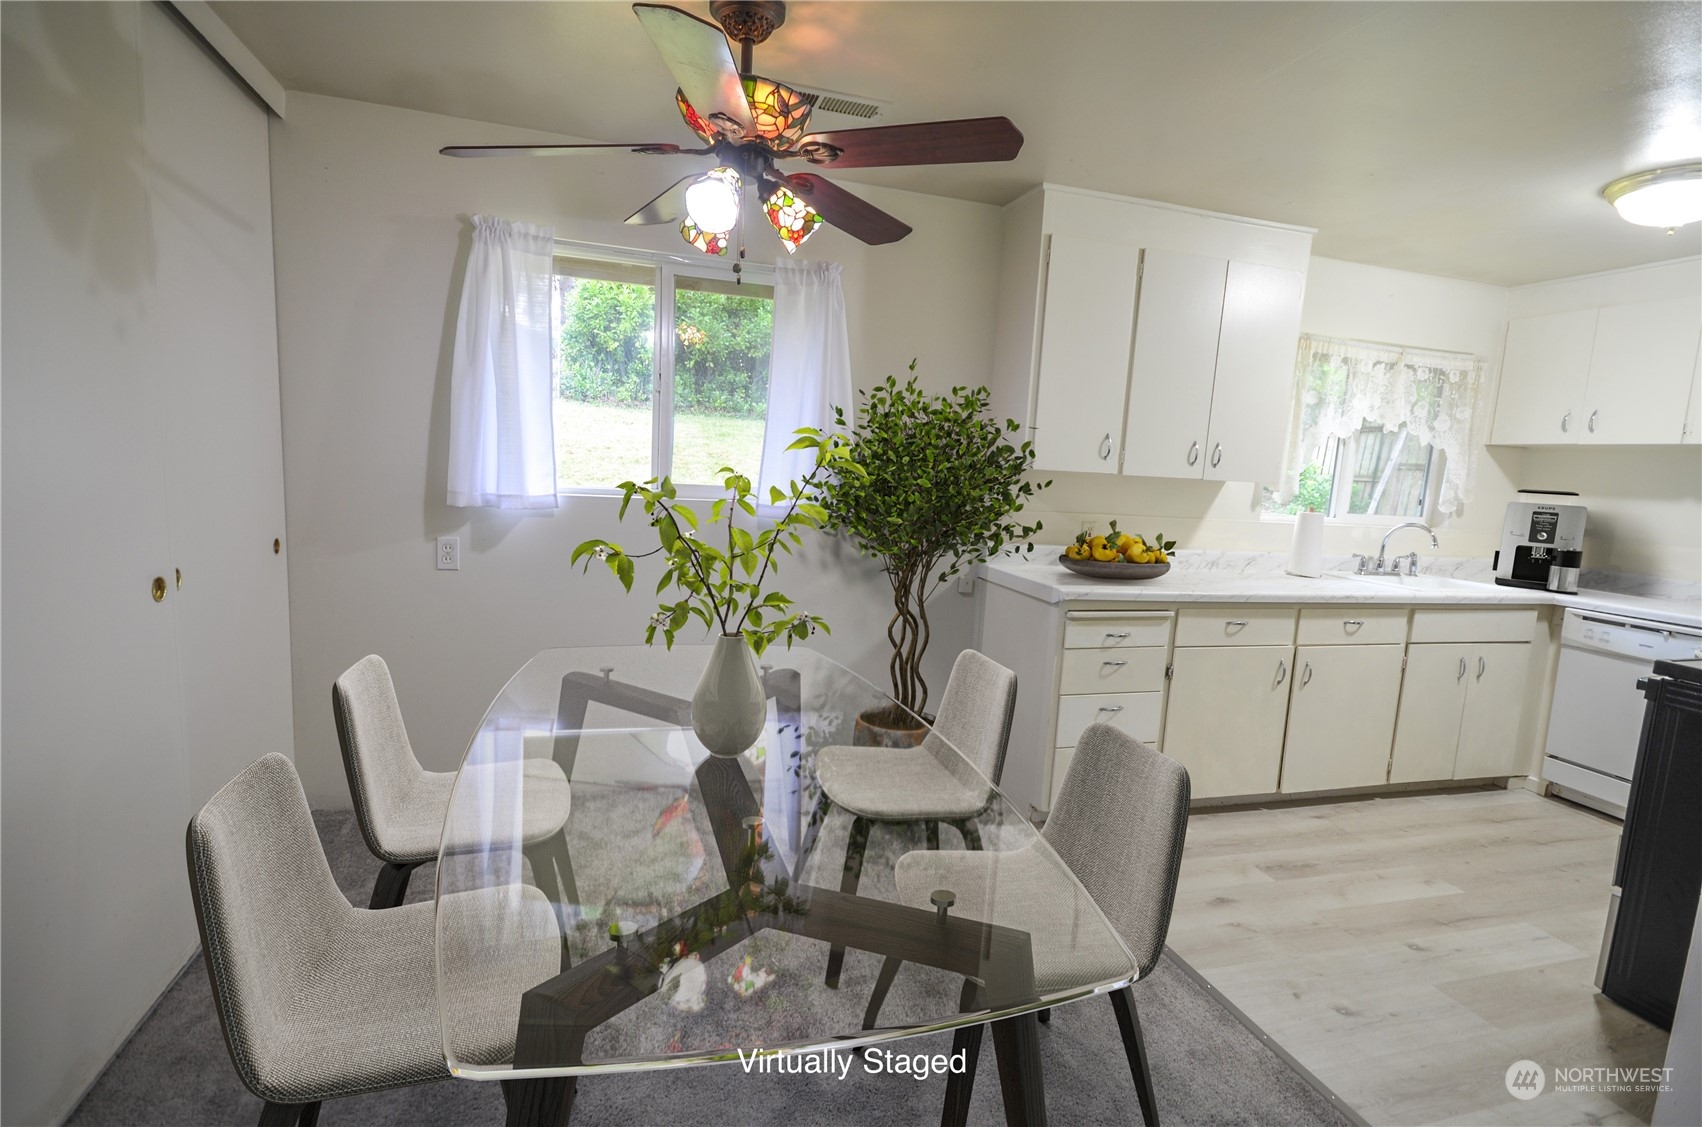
xmin=210 ymin=0 xmax=1702 ymax=286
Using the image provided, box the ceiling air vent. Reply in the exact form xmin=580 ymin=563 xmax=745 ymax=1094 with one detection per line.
xmin=789 ymin=84 xmax=889 ymax=121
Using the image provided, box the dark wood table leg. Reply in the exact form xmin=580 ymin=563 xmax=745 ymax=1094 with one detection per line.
xmin=503 ymin=1076 xmax=576 ymax=1127
xmin=990 ymin=1011 xmax=1046 ymax=1126
xmin=942 ymin=979 xmax=986 ymax=1127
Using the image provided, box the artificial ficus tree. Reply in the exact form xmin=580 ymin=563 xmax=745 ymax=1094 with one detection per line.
xmin=816 ymin=364 xmax=1049 ymax=719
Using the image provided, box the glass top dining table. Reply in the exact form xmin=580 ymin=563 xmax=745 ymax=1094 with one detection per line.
xmin=434 ymin=645 xmax=1137 ymax=1126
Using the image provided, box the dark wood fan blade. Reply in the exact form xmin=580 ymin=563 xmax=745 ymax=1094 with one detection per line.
xmin=625 ymin=174 xmax=697 ymax=225
xmin=787 ymin=117 xmax=1024 ymax=169
xmin=633 ymin=4 xmax=753 ymax=137
xmin=440 ymin=142 xmax=696 ymax=157
xmin=778 ymin=174 xmax=911 ymax=245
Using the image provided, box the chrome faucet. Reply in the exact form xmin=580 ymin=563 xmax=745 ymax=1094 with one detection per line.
xmin=1375 ymin=522 xmax=1438 ymax=575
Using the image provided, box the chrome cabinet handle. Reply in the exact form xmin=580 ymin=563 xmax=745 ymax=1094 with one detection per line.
xmin=1186 ymin=440 xmax=1200 ymax=466
xmin=1588 ymin=410 xmax=1598 ymax=434
xmin=1301 ymin=661 xmax=1313 ymax=687
xmin=1343 ymin=619 xmax=1365 ymax=628
xmin=1099 ymin=433 xmax=1113 ymax=461
xmin=1458 ymin=657 xmax=1467 ymax=680
xmin=1101 ymin=660 xmax=1128 ymax=668
xmin=1103 ymin=632 xmax=1130 ymax=641
xmin=1275 ymin=659 xmax=1288 ymax=686
xmin=1210 ymin=442 xmax=1223 ymax=467
xmin=1097 ymin=705 xmax=1124 ymax=714
xmin=1225 ymin=619 xmax=1248 ymax=628
xmin=1561 ymin=411 xmax=1571 ymax=433
xmin=1477 ymin=655 xmax=1487 ymax=680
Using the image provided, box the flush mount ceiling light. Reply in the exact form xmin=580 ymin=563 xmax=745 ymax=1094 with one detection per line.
xmin=1601 ymin=163 xmax=1702 ymax=231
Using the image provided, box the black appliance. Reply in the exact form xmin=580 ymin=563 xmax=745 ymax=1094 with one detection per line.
xmin=1600 ymin=659 xmax=1702 ymax=1029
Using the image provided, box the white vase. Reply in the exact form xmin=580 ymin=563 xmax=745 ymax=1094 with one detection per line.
xmin=691 ymin=634 xmax=767 ymax=758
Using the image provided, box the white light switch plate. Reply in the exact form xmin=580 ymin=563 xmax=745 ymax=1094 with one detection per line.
xmin=437 ymin=536 xmax=460 ymax=570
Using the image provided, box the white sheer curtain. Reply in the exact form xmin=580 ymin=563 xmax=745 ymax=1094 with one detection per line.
xmin=757 ymin=260 xmax=852 ymax=501
xmin=447 ymin=216 xmax=559 ymax=509
xmin=1281 ymin=334 xmax=1487 ymax=516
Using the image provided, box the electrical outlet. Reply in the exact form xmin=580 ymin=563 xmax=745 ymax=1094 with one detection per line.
xmin=957 ymin=575 xmax=976 ymax=596
xmin=436 ymin=536 xmax=460 ymax=571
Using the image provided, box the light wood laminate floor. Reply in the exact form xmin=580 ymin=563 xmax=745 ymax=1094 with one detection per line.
xmin=1167 ymin=787 xmax=1670 ymax=1126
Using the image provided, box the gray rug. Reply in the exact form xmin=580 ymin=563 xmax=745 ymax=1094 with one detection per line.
xmin=68 ymin=809 xmax=1353 ymax=1127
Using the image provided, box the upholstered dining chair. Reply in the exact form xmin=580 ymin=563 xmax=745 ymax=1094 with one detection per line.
xmin=186 ymin=753 xmax=559 ymax=1127
xmin=333 ymin=655 xmax=576 ymax=914
xmin=806 ymin=648 xmax=1019 ymax=988
xmin=871 ymin=722 xmax=1189 ymax=1127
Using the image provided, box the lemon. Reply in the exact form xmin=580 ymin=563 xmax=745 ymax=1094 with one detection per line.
xmin=1091 ymin=543 xmax=1120 ymax=562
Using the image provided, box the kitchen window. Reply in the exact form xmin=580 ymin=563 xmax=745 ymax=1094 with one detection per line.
xmin=1264 ymin=334 xmax=1485 ymax=520
xmin=552 ymin=248 xmax=774 ymax=492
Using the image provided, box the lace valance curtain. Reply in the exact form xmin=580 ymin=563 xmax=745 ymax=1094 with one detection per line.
xmin=1281 ymin=334 xmax=1487 ymax=516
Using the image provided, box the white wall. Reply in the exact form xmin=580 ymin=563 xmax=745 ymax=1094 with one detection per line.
xmin=269 ymin=93 xmax=1005 ymax=805
xmin=2 ymin=4 xmax=290 ymax=1123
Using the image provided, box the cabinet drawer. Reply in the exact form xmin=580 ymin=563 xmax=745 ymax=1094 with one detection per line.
xmin=1056 ymin=692 xmax=1163 ymax=747
xmin=1063 ymin=611 xmax=1174 ymax=650
xmin=1175 ymin=607 xmax=1296 ymax=647
xmin=1297 ymin=607 xmax=1409 ymax=646
xmin=1409 ymin=607 xmax=1538 ymax=644
xmin=1059 ymin=647 xmax=1168 ymax=694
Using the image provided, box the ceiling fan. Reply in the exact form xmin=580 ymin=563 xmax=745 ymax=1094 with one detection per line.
xmin=441 ymin=1 xmax=1023 ymax=259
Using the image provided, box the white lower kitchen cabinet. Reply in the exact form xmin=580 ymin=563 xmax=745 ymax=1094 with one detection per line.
xmin=1389 ymin=643 xmax=1473 ymax=782
xmin=1163 ymin=645 xmax=1293 ymax=799
xmin=1454 ymin=643 xmax=1533 ymax=778
xmin=1390 ymin=642 xmax=1534 ymax=781
xmin=1279 ymin=644 xmax=1406 ymax=792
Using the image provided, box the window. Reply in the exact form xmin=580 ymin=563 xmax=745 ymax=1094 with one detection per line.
xmin=1270 ymin=425 xmax=1438 ymax=519
xmin=1264 ymin=334 xmax=1485 ymax=520
xmin=551 ymin=249 xmax=773 ymax=491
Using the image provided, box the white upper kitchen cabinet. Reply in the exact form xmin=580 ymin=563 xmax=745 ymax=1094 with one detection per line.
xmin=1491 ymin=294 xmax=1701 ymax=447
xmin=1203 ymin=261 xmax=1308 ymax=484
xmin=1121 ymin=249 xmax=1228 ymax=478
xmin=1581 ymin=298 xmax=1702 ymax=445
xmin=1490 ymin=309 xmax=1598 ymax=445
xmin=1030 ymin=234 xmax=1140 ymax=474
xmin=990 ymin=186 xmax=1313 ymax=481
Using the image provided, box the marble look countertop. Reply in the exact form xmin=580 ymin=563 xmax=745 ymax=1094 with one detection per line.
xmin=980 ymin=549 xmax=1702 ymax=630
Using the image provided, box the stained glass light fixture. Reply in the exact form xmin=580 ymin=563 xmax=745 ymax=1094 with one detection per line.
xmin=742 ymin=76 xmax=812 ymax=148
xmin=764 ymin=183 xmax=823 ymax=253
xmin=679 ymin=219 xmax=730 ymax=256
xmin=684 ymin=165 xmax=742 ymax=234
xmin=675 ymin=91 xmax=719 ymax=142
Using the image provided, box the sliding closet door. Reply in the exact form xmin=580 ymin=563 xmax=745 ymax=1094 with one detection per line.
xmin=2 ymin=6 xmax=292 ymax=1123
xmin=140 ymin=2 xmax=294 ymax=806
xmin=0 ymin=5 xmax=196 ymax=1123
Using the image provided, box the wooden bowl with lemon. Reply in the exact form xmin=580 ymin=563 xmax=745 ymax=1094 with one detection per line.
xmin=1059 ymin=523 xmax=1175 ymax=580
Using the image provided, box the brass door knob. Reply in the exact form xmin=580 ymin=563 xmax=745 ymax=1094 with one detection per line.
xmin=151 ymin=577 xmax=167 ymax=602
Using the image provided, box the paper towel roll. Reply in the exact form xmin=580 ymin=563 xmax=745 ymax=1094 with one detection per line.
xmin=1287 ymin=511 xmax=1325 ymax=577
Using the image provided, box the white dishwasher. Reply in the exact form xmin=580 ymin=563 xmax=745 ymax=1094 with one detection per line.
xmin=1544 ymin=608 xmax=1702 ymax=817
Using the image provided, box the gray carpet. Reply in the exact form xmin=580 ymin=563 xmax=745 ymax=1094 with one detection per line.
xmin=68 ymin=809 xmax=1354 ymax=1127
